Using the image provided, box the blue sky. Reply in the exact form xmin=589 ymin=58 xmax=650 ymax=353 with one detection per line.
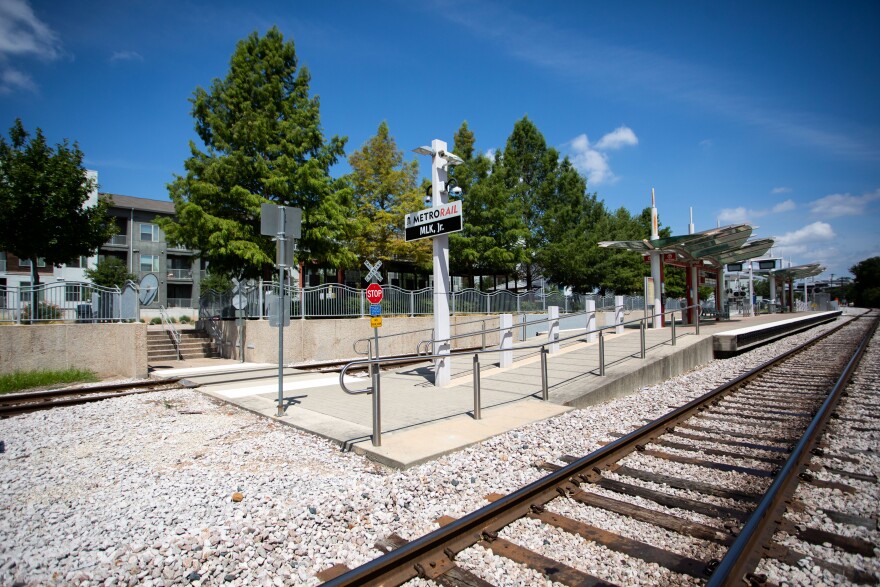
xmin=1 ymin=0 xmax=878 ymax=280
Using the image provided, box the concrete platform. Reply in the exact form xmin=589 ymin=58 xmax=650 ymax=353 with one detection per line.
xmin=152 ymin=310 xmax=860 ymax=468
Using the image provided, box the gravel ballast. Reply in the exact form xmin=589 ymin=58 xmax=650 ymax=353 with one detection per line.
xmin=1 ymin=314 xmax=876 ymax=586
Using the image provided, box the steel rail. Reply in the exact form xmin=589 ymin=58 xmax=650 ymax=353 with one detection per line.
xmin=323 ymin=312 xmax=864 ymax=586
xmin=705 ymin=313 xmax=879 ymax=586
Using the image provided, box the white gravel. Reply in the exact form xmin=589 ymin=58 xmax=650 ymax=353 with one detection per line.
xmin=1 ymin=313 xmax=876 ymax=586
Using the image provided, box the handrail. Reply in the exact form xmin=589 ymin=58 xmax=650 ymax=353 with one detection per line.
xmin=158 ymin=305 xmax=182 ymax=360
xmin=339 ymin=303 xmax=701 ymax=396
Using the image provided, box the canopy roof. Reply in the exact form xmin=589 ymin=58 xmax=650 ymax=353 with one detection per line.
xmin=770 ymin=263 xmax=825 ymax=281
xmin=598 ymin=224 xmax=774 ymax=268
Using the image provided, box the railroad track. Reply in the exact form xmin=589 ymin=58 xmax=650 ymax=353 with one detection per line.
xmin=318 ymin=312 xmax=880 ymax=586
xmin=0 ymin=378 xmax=188 ymax=418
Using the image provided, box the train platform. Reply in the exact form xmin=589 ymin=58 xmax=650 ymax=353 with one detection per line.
xmin=152 ymin=310 xmax=851 ymax=469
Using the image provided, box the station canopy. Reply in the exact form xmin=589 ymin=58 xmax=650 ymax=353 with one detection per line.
xmin=770 ymin=262 xmax=825 ymax=281
xmin=598 ymin=224 xmax=775 ymax=269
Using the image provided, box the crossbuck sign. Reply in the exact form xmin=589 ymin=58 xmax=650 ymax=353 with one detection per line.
xmin=363 ymin=260 xmax=383 ymax=283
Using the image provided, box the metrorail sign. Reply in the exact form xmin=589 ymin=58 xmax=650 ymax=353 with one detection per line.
xmin=404 ymin=201 xmax=463 ymax=242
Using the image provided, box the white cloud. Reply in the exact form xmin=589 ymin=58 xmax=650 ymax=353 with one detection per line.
xmin=485 ymin=148 xmax=496 ymax=162
xmin=567 ymin=126 xmax=638 ymax=185
xmin=717 ymin=198 xmax=795 ymax=224
xmin=771 ymin=187 xmax=791 ymax=194
xmin=0 ymin=0 xmax=62 ymax=93
xmin=809 ymin=188 xmax=880 ymax=218
xmin=594 ymin=126 xmax=638 ymax=150
xmin=775 ymin=221 xmax=835 ymax=252
xmin=0 ymin=65 xmax=35 ymax=93
xmin=110 ymin=50 xmax=143 ymax=63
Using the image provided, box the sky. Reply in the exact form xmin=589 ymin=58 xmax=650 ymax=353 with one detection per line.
xmin=1 ymin=0 xmax=878 ymax=280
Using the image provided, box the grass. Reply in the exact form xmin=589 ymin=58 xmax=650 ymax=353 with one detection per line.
xmin=0 ymin=368 xmax=100 ymax=394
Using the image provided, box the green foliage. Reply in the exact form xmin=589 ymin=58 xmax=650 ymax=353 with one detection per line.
xmin=0 ymin=368 xmax=98 ymax=393
xmin=849 ymin=256 xmax=880 ymax=307
xmin=160 ymin=27 xmax=356 ymax=280
xmin=0 ymin=119 xmax=116 ymax=286
xmin=150 ymin=317 xmax=162 ymax=325
xmin=200 ymin=270 xmax=233 ymax=293
xmin=450 ymin=122 xmax=522 ymax=283
xmin=346 ymin=121 xmax=430 ymax=269
xmin=85 ymin=256 xmax=136 ymax=288
xmin=21 ymin=301 xmax=63 ymax=321
xmin=179 ymin=315 xmax=192 ymax=324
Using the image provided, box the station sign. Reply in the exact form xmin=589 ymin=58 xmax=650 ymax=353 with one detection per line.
xmin=642 ymin=252 xmax=688 ymax=268
xmin=404 ymin=201 xmax=463 ymax=242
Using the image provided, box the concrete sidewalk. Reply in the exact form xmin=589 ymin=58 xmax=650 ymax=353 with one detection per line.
xmin=152 ymin=311 xmax=847 ymax=468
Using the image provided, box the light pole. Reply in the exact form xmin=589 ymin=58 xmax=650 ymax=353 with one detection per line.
xmin=413 ymin=139 xmax=464 ymax=386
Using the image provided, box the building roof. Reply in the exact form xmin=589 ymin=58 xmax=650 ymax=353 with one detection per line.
xmin=101 ymin=193 xmax=176 ymax=215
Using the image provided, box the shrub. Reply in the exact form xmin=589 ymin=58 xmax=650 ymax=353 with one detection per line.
xmin=21 ymin=302 xmax=64 ymax=321
xmin=179 ymin=315 xmax=192 ymax=324
xmin=150 ymin=317 xmax=163 ymax=325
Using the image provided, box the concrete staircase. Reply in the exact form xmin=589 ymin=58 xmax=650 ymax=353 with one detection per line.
xmin=147 ymin=328 xmax=220 ymax=362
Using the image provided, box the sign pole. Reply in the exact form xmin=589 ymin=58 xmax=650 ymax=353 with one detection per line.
xmin=277 ymin=261 xmax=285 ymax=416
xmin=431 ymin=139 xmax=451 ymax=386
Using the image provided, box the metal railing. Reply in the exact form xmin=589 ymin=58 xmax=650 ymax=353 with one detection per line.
xmin=166 ymin=269 xmax=193 ymax=280
xmin=166 ymin=297 xmax=193 ymax=308
xmin=158 ymin=305 xmax=181 ymax=359
xmin=105 ymin=234 xmax=128 ymax=246
xmin=199 ymin=281 xmax=650 ymax=321
xmin=339 ymin=304 xmax=702 ymax=446
xmin=0 ymin=281 xmax=128 ymax=323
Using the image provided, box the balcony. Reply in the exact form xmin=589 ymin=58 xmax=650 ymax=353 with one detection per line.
xmin=167 ymin=268 xmax=193 ymax=280
xmin=167 ymin=297 xmax=192 ymax=308
xmin=105 ymin=234 xmax=128 ymax=247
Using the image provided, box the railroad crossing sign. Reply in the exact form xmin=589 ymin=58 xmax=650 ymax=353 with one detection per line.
xmin=364 ymin=259 xmax=383 ymax=283
xmin=366 ymin=283 xmax=383 ymax=305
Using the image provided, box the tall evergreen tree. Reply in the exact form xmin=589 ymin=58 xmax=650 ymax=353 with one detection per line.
xmin=159 ymin=27 xmax=355 ymax=280
xmin=498 ymin=116 xmax=558 ymax=289
xmin=0 ymin=119 xmax=115 ymax=286
xmin=347 ymin=121 xmax=430 ymax=269
xmin=449 ymin=122 xmax=522 ymax=287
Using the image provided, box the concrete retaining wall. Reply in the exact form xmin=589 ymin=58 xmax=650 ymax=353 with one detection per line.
xmin=0 ymin=323 xmax=148 ymax=378
xmin=200 ymin=316 xmax=503 ymax=364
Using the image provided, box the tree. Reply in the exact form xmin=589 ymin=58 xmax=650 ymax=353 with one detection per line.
xmin=159 ymin=27 xmax=356 ymax=281
xmin=0 ymin=119 xmax=115 ymax=286
xmin=849 ymin=256 xmax=880 ymax=308
xmin=84 ymin=257 xmax=136 ymax=289
xmin=346 ymin=122 xmax=430 ymax=270
xmin=449 ymin=121 xmax=522 ymax=287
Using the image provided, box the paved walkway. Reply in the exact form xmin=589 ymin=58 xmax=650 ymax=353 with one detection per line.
xmin=152 ymin=311 xmax=847 ymax=468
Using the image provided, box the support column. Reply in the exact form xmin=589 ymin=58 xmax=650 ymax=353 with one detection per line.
xmin=614 ymin=295 xmax=624 ymax=334
xmin=585 ymin=299 xmax=597 ymax=342
xmin=547 ymin=306 xmax=559 ymax=354
xmin=769 ymin=275 xmax=777 ymax=312
xmin=431 ymin=139 xmax=451 ymax=386
xmin=499 ymin=313 xmax=513 ymax=368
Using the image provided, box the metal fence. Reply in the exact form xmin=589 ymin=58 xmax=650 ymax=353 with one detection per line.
xmin=0 ymin=281 xmax=136 ymax=323
xmin=199 ymin=281 xmax=653 ymax=320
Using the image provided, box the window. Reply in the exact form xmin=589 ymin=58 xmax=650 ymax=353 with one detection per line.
xmin=18 ymin=258 xmax=46 ymax=268
xmin=19 ymin=281 xmax=30 ymax=301
xmin=140 ymin=223 xmax=160 ymax=242
xmin=65 ymin=284 xmax=83 ymax=302
xmin=140 ymin=254 xmax=160 ymax=272
xmin=66 ymin=256 xmax=89 ymax=268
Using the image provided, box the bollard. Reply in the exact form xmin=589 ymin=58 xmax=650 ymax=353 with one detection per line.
xmin=671 ymin=314 xmax=676 ymax=346
xmin=473 ymin=354 xmax=482 ymax=420
xmin=640 ymin=319 xmax=646 ymax=359
xmin=540 ymin=347 xmax=549 ymax=400
xmin=599 ymin=330 xmax=605 ymax=376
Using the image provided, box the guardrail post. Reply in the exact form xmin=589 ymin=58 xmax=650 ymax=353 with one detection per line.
xmin=640 ymin=319 xmax=646 ymax=359
xmin=540 ymin=346 xmax=549 ymax=400
xmin=548 ymin=306 xmax=559 ymax=354
xmin=585 ymin=299 xmax=597 ymax=343
xmin=481 ymin=319 xmax=486 ymax=350
xmin=451 ymin=291 xmax=456 ymax=316
xmin=521 ymin=313 xmax=526 ymax=342
xmin=473 ymin=354 xmax=481 ymax=420
xmin=671 ymin=314 xmax=677 ymax=346
xmin=360 ymin=289 xmax=365 ymax=317
xmin=599 ymin=330 xmax=605 ymax=376
xmin=615 ymin=295 xmax=624 ymax=334
xmin=410 ymin=291 xmax=414 ymax=317
xmin=695 ymin=307 xmax=701 ymax=335
xmin=300 ymin=285 xmax=306 ymax=320
xmin=500 ymin=313 xmax=513 ymax=367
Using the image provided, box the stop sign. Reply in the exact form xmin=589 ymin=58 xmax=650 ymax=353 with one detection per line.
xmin=366 ymin=283 xmax=383 ymax=304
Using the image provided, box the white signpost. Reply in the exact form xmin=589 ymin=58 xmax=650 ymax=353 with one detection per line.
xmin=412 ymin=139 xmax=465 ymax=386
xmin=261 ymin=203 xmax=301 ymax=417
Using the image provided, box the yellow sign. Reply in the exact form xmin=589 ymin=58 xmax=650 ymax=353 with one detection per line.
xmin=370 ymin=316 xmax=383 ymax=328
